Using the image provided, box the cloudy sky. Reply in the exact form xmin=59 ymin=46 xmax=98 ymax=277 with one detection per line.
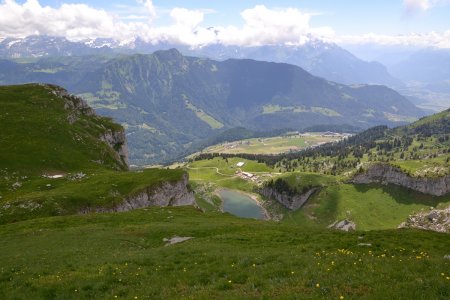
xmin=1 ymin=0 xmax=449 ymax=48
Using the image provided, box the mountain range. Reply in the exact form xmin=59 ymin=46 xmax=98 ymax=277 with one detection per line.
xmin=0 ymin=35 xmax=400 ymax=87
xmin=0 ymin=48 xmax=424 ymax=165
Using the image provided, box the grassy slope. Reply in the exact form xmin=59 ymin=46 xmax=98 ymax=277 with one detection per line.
xmin=0 ymin=84 xmax=185 ymax=224
xmin=0 ymin=168 xmax=184 ymax=224
xmin=0 ymin=84 xmax=124 ymax=174
xmin=284 ymin=181 xmax=450 ymax=230
xmin=0 ymin=207 xmax=449 ymax=299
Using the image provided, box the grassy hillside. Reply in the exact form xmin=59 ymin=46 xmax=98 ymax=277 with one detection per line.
xmin=0 ymin=84 xmax=185 ymax=224
xmin=0 ymin=207 xmax=449 ymax=299
xmin=0 ymin=84 xmax=126 ymax=173
xmin=278 ymin=172 xmax=450 ymax=230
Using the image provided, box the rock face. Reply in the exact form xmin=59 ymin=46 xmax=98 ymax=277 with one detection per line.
xmin=398 ymin=206 xmax=450 ymax=233
xmin=328 ymin=219 xmax=356 ymax=231
xmin=45 ymin=83 xmax=95 ymax=120
xmin=351 ymin=163 xmax=450 ymax=196
xmin=259 ymin=187 xmax=318 ymax=210
xmin=81 ymin=173 xmax=195 ymax=214
xmin=100 ymin=129 xmax=129 ymax=167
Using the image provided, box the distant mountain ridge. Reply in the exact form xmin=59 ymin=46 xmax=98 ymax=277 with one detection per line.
xmin=188 ymin=42 xmax=402 ymax=87
xmin=0 ymin=49 xmax=424 ymax=165
xmin=0 ymin=35 xmax=400 ymax=87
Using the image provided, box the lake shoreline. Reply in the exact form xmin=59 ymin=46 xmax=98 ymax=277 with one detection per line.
xmin=215 ymin=188 xmax=270 ymax=220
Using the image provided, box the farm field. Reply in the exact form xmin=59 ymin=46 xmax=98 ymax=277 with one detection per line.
xmin=201 ymin=133 xmax=344 ymax=155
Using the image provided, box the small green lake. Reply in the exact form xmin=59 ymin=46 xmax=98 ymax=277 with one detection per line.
xmin=217 ymin=189 xmax=266 ymax=220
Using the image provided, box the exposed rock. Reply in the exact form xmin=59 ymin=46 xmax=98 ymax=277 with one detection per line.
xmin=163 ymin=236 xmax=193 ymax=246
xmin=259 ymin=187 xmax=318 ymax=210
xmin=398 ymin=206 xmax=450 ymax=233
xmin=444 ymin=255 xmax=450 ymax=260
xmin=351 ymin=163 xmax=450 ymax=196
xmin=100 ymin=129 xmax=129 ymax=167
xmin=43 ymin=83 xmax=95 ymax=121
xmin=358 ymin=243 xmax=372 ymax=247
xmin=328 ymin=219 xmax=356 ymax=231
xmin=80 ymin=173 xmax=195 ymax=214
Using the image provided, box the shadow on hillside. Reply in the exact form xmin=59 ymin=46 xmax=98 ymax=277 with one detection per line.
xmin=352 ymin=183 xmax=450 ymax=206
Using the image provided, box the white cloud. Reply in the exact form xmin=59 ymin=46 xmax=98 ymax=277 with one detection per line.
xmin=0 ymin=0 xmax=448 ymax=49
xmin=210 ymin=5 xmax=334 ymax=46
xmin=142 ymin=0 xmax=156 ymax=20
xmin=0 ymin=1 xmax=334 ymax=46
xmin=0 ymin=0 xmax=137 ymax=40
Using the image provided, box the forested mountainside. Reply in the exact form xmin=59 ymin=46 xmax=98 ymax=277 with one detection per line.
xmin=0 ymin=49 xmax=423 ymax=164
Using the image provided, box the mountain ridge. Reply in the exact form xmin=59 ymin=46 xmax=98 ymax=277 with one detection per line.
xmin=0 ymin=49 xmax=424 ymax=164
xmin=0 ymin=35 xmax=401 ymax=86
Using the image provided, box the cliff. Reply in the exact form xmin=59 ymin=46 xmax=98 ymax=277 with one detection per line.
xmin=259 ymin=187 xmax=318 ymax=210
xmin=100 ymin=129 xmax=129 ymax=168
xmin=80 ymin=173 xmax=195 ymax=214
xmin=351 ymin=163 xmax=450 ymax=196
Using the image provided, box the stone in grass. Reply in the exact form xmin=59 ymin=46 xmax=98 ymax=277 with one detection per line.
xmin=163 ymin=236 xmax=193 ymax=246
xmin=444 ymin=255 xmax=450 ymax=260
xmin=328 ymin=219 xmax=356 ymax=232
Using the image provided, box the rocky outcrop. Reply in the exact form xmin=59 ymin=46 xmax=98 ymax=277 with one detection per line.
xmin=259 ymin=187 xmax=318 ymax=210
xmin=351 ymin=163 xmax=450 ymax=196
xmin=43 ymin=83 xmax=95 ymax=121
xmin=328 ymin=219 xmax=356 ymax=232
xmin=80 ymin=173 xmax=195 ymax=214
xmin=398 ymin=206 xmax=450 ymax=233
xmin=100 ymin=129 xmax=129 ymax=167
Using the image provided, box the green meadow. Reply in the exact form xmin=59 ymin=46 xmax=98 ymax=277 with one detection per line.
xmin=0 ymin=207 xmax=449 ymax=299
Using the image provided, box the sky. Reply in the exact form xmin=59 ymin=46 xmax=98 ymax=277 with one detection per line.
xmin=1 ymin=0 xmax=450 ymax=48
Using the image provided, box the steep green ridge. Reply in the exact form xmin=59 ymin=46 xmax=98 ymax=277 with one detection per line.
xmin=0 ymin=84 xmax=185 ymax=224
xmin=0 ymin=49 xmax=424 ymax=165
xmin=0 ymin=84 xmax=126 ymax=173
xmin=0 ymin=208 xmax=449 ymax=299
